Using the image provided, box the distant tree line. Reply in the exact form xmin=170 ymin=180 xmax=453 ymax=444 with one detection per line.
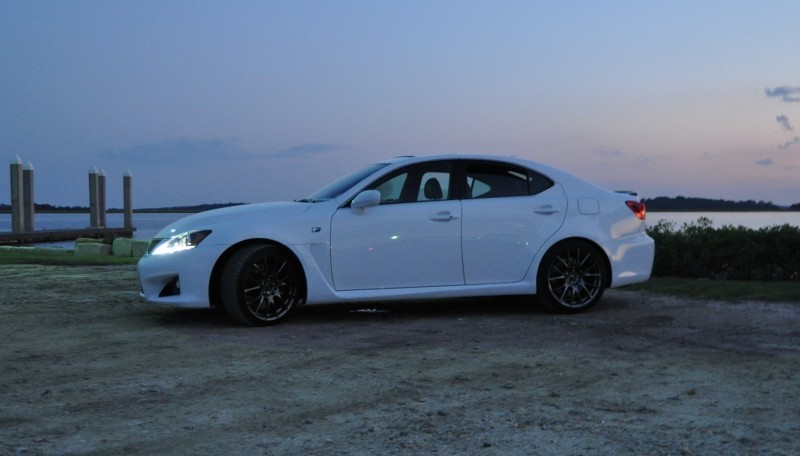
xmin=0 ymin=203 xmax=90 ymax=212
xmin=133 ymin=203 xmax=246 ymax=213
xmin=642 ymin=196 xmax=799 ymax=212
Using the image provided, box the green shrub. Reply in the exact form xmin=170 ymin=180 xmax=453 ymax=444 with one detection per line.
xmin=647 ymin=217 xmax=800 ymax=280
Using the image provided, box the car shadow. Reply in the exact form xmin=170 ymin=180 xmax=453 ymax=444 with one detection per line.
xmin=149 ymin=292 xmax=643 ymax=350
xmin=153 ymin=295 xmax=547 ymax=327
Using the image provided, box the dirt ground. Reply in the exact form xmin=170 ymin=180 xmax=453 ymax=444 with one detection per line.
xmin=1 ymin=264 xmax=798 ymax=455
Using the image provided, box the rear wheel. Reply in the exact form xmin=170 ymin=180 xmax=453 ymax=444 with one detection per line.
xmin=538 ymin=240 xmax=607 ymax=312
xmin=221 ymin=244 xmax=304 ymax=326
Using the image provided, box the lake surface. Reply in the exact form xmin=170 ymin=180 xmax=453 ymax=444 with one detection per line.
xmin=0 ymin=212 xmax=185 ymax=239
xmin=1 ymin=210 xmax=798 ymax=249
xmin=0 ymin=212 xmax=187 ymax=248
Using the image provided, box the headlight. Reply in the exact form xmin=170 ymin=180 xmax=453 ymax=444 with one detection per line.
xmin=150 ymin=230 xmax=212 ymax=255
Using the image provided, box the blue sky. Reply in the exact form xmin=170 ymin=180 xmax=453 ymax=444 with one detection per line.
xmin=2 ymin=0 xmax=799 ymax=207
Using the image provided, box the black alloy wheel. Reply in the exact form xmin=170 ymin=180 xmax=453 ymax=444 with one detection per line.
xmin=538 ymin=240 xmax=607 ymax=312
xmin=221 ymin=244 xmax=304 ymax=326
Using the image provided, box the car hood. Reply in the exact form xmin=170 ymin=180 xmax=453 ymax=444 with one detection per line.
xmin=153 ymin=202 xmax=313 ymax=239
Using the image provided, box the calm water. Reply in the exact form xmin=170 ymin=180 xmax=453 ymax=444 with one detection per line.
xmin=0 ymin=212 xmax=187 ymax=248
xmin=1 ymin=211 xmax=798 ymax=249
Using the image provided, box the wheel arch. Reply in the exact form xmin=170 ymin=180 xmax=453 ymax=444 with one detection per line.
xmin=208 ymin=239 xmax=308 ymax=308
xmin=538 ymin=237 xmax=612 ymax=288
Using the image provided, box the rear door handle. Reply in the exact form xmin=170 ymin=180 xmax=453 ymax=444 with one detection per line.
xmin=534 ymin=205 xmax=561 ymax=215
xmin=430 ymin=211 xmax=459 ymax=222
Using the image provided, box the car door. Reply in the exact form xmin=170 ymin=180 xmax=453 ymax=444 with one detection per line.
xmin=460 ymin=160 xmax=567 ymax=285
xmin=330 ymin=161 xmax=464 ymax=291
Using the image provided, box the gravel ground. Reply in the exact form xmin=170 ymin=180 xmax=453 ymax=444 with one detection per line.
xmin=1 ymin=264 xmax=798 ymax=455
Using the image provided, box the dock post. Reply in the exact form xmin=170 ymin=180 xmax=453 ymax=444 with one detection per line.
xmin=123 ymin=171 xmax=133 ymax=229
xmin=23 ymin=162 xmax=35 ymax=231
xmin=98 ymin=169 xmax=107 ymax=228
xmin=89 ymin=167 xmax=99 ymax=228
xmin=10 ymin=156 xmax=24 ymax=233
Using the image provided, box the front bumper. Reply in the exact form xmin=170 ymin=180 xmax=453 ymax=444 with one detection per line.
xmin=137 ymin=243 xmax=228 ymax=308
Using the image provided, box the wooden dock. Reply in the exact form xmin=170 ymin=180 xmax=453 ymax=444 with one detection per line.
xmin=0 ymin=227 xmax=136 ymax=246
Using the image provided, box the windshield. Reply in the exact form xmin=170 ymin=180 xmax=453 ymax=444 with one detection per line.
xmin=304 ymin=162 xmax=389 ymax=202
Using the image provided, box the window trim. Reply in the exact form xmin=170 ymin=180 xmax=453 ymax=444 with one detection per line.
xmin=340 ymin=158 xmax=555 ymax=207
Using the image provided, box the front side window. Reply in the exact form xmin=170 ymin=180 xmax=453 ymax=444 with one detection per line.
xmin=368 ymin=161 xmax=453 ymax=204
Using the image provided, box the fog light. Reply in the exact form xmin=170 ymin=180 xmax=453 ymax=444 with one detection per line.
xmin=159 ymin=277 xmax=181 ymax=297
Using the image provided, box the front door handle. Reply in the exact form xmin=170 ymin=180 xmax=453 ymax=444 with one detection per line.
xmin=430 ymin=211 xmax=459 ymax=222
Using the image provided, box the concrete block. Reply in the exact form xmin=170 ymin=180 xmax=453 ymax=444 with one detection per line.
xmin=74 ymin=243 xmax=112 ymax=256
xmin=76 ymin=237 xmax=104 ymax=244
xmin=32 ymin=247 xmax=72 ymax=256
xmin=0 ymin=246 xmax=36 ymax=253
xmin=131 ymin=240 xmax=150 ymax=258
xmin=112 ymin=238 xmax=134 ymax=257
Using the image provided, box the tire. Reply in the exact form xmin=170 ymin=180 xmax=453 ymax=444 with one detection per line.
xmin=537 ymin=240 xmax=607 ymax=313
xmin=220 ymin=244 xmax=304 ymax=326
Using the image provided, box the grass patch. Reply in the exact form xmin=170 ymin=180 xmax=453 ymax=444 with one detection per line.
xmin=0 ymin=249 xmax=138 ymax=266
xmin=623 ymin=277 xmax=800 ymax=303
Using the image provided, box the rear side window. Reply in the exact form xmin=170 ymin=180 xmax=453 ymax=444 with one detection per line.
xmin=465 ymin=162 xmax=553 ymax=199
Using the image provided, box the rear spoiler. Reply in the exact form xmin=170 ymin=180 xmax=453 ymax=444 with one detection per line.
xmin=615 ymin=190 xmax=639 ymax=197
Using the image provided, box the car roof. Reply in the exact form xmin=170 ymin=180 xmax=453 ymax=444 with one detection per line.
xmin=379 ymin=154 xmax=567 ymax=178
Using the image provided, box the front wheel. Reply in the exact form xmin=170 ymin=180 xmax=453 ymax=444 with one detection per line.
xmin=537 ymin=240 xmax=607 ymax=313
xmin=221 ymin=244 xmax=304 ymax=326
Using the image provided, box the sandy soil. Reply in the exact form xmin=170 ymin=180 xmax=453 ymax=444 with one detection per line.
xmin=1 ymin=264 xmax=798 ymax=455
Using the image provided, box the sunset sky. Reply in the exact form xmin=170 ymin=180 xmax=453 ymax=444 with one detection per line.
xmin=2 ymin=1 xmax=799 ymax=208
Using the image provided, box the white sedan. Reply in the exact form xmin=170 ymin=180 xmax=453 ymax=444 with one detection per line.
xmin=138 ymin=155 xmax=654 ymax=325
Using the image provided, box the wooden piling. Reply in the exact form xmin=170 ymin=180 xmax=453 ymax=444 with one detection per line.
xmin=10 ymin=157 xmax=24 ymax=233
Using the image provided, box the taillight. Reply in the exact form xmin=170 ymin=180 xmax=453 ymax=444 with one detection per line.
xmin=626 ymin=201 xmax=646 ymax=220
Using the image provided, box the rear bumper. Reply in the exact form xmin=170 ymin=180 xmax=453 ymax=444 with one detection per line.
xmin=602 ymin=233 xmax=655 ymax=288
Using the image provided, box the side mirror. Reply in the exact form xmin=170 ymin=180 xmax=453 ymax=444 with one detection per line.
xmin=351 ymin=190 xmax=381 ymax=210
